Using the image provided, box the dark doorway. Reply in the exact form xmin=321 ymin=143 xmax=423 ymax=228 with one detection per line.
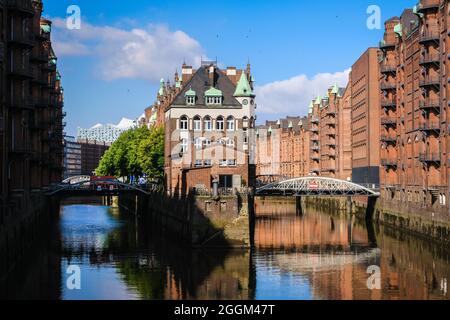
xmin=219 ymin=175 xmax=233 ymax=188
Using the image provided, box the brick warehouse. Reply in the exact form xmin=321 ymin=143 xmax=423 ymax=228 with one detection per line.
xmin=0 ymin=0 xmax=64 ymax=272
xmin=164 ymin=61 xmax=256 ymax=196
xmin=255 ymin=0 xmax=450 ymax=223
xmin=379 ymin=0 xmax=450 ymax=214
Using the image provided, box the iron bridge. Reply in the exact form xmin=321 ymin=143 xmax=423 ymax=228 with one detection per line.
xmin=256 ymin=176 xmax=380 ymax=197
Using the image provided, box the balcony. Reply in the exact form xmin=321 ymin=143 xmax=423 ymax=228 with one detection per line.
xmin=7 ymin=96 xmax=33 ymax=110
xmin=381 ymin=159 xmax=398 ymax=168
xmin=323 ymin=151 xmax=336 ymax=157
xmin=416 ymin=0 xmax=440 ymax=13
xmin=419 ymin=53 xmax=440 ymax=66
xmin=380 ymin=64 xmax=396 ymax=74
xmin=419 ymin=99 xmax=440 ymax=111
xmin=419 ymin=31 xmax=440 ymax=45
xmin=310 ymin=117 xmax=319 ymax=124
xmin=6 ymin=0 xmax=34 ymax=16
xmin=419 ymin=76 xmax=440 ymax=88
xmin=379 ymin=40 xmax=396 ymax=50
xmin=381 ymin=99 xmax=397 ymax=109
xmin=34 ymin=97 xmax=49 ymax=108
xmin=311 ymin=145 xmax=320 ymax=151
xmin=326 ymin=132 xmax=336 ymax=137
xmin=380 ymin=135 xmax=397 ymax=144
xmin=311 ymin=155 xmax=320 ymax=161
xmin=418 ymin=121 xmax=440 ymax=132
xmin=310 ymin=126 xmax=319 ymax=133
xmin=381 ymin=82 xmax=396 ymax=91
xmin=381 ymin=117 xmax=397 ymax=126
xmin=8 ymin=65 xmax=33 ymax=79
xmin=419 ymin=153 xmax=441 ymax=163
xmin=325 ymin=110 xmax=336 ymax=116
xmin=7 ymin=32 xmax=34 ymax=47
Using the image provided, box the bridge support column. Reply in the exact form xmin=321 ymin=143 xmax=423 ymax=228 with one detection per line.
xmin=346 ymin=196 xmax=353 ymax=214
xmin=295 ymin=196 xmax=303 ymax=216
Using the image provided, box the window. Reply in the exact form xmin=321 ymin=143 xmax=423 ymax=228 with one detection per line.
xmin=206 ymin=96 xmax=222 ymax=105
xmin=193 ymin=116 xmax=201 ymax=131
xmin=180 ymin=138 xmax=188 ymax=153
xmin=226 ymin=139 xmax=235 ymax=147
xmin=180 ymin=116 xmax=188 ymax=130
xmin=194 ymin=137 xmax=203 ymax=150
xmin=186 ymin=96 xmax=196 ymax=105
xmin=243 ymin=129 xmax=248 ymax=144
xmin=216 ymin=116 xmax=224 ymax=131
xmin=204 ymin=138 xmax=211 ymax=147
xmin=195 ymin=160 xmax=203 ymax=167
xmin=204 ymin=159 xmax=212 ymax=166
xmin=219 ymin=160 xmax=228 ymax=167
xmin=227 ymin=116 xmax=235 ymax=131
xmin=204 ymin=116 xmax=212 ymax=131
xmin=227 ymin=159 xmax=236 ymax=166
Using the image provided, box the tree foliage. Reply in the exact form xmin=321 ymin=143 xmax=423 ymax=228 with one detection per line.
xmin=96 ymin=126 xmax=165 ymax=180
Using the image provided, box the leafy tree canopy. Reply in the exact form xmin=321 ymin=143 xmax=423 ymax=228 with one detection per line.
xmin=96 ymin=126 xmax=165 ymax=181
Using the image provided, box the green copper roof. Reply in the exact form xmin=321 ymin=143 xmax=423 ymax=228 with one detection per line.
xmin=331 ymin=83 xmax=339 ymax=95
xmin=394 ymin=23 xmax=402 ymax=37
xmin=288 ymin=121 xmax=293 ymax=129
xmin=205 ymin=87 xmax=223 ymax=97
xmin=40 ymin=24 xmax=51 ymax=33
xmin=413 ymin=5 xmax=424 ymax=18
xmin=185 ymin=88 xmax=196 ymax=96
xmin=50 ymin=58 xmax=57 ymax=65
xmin=158 ymin=78 xmax=164 ymax=96
xmin=308 ymin=101 xmax=313 ymax=114
xmin=314 ymin=96 xmax=322 ymax=105
xmin=234 ymin=73 xmax=254 ymax=97
xmin=268 ymin=126 xmax=272 ymax=133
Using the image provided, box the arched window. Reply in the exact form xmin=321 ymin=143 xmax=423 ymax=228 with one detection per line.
xmin=204 ymin=116 xmax=212 ymax=131
xmin=193 ymin=116 xmax=201 ymax=131
xmin=180 ymin=116 xmax=188 ymax=130
xmin=227 ymin=116 xmax=235 ymax=131
xmin=226 ymin=138 xmax=235 ymax=147
xmin=216 ymin=116 xmax=224 ymax=131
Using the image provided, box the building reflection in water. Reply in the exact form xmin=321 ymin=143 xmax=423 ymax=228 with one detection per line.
xmin=1 ymin=199 xmax=449 ymax=300
xmin=253 ymin=198 xmax=450 ymax=300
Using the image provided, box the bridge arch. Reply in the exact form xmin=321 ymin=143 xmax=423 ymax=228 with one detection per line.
xmin=256 ymin=176 xmax=380 ymax=197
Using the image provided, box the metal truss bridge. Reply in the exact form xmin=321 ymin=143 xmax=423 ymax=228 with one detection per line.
xmin=255 ymin=176 xmax=380 ymax=197
xmin=47 ymin=177 xmax=157 ymax=197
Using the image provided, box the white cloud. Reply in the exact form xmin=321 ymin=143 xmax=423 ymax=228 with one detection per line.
xmin=51 ymin=18 xmax=205 ymax=82
xmin=255 ymin=69 xmax=351 ymax=116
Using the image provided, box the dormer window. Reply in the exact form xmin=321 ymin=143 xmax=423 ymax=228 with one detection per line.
xmin=205 ymin=87 xmax=223 ymax=105
xmin=185 ymin=88 xmax=196 ymax=105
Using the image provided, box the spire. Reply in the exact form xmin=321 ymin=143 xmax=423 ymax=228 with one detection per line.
xmin=158 ymin=78 xmax=164 ymax=96
xmin=234 ymin=72 xmax=254 ymax=97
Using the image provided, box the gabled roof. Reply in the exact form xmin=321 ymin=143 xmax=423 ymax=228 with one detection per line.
xmin=171 ymin=66 xmax=241 ymax=107
xmin=234 ymin=72 xmax=254 ymax=97
xmin=185 ymin=88 xmax=196 ymax=96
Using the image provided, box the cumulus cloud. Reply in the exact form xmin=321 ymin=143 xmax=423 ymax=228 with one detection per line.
xmin=255 ymin=69 xmax=351 ymax=116
xmin=51 ymin=18 xmax=205 ymax=82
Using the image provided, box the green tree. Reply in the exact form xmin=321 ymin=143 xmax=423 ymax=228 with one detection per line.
xmin=96 ymin=126 xmax=165 ymax=180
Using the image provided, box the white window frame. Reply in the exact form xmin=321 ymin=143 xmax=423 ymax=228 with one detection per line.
xmin=194 ymin=137 xmax=203 ymax=150
xmin=216 ymin=116 xmax=224 ymax=131
xmin=204 ymin=117 xmax=212 ymax=131
xmin=180 ymin=116 xmax=188 ymax=131
xmin=180 ymin=138 xmax=188 ymax=153
xmin=226 ymin=116 xmax=235 ymax=131
xmin=193 ymin=116 xmax=201 ymax=131
xmin=186 ymin=96 xmax=196 ymax=105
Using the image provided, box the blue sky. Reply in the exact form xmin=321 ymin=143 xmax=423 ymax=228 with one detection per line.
xmin=42 ymin=0 xmax=416 ymax=136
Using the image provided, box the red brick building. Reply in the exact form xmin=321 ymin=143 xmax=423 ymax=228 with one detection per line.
xmin=164 ymin=61 xmax=256 ymax=196
xmin=379 ymin=0 xmax=449 ymax=212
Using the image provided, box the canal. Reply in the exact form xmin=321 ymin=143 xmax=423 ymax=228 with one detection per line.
xmin=1 ymin=198 xmax=449 ymax=300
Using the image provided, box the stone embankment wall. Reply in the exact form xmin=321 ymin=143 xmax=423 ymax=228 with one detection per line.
xmin=119 ymin=192 xmax=252 ymax=248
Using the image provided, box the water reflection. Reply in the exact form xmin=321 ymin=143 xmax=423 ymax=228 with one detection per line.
xmin=1 ymin=198 xmax=449 ymax=300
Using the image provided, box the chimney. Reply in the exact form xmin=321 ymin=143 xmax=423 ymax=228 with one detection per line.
xmin=208 ymin=64 xmax=215 ymax=87
xmin=182 ymin=64 xmax=193 ymax=83
xmin=226 ymin=66 xmax=237 ymax=84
